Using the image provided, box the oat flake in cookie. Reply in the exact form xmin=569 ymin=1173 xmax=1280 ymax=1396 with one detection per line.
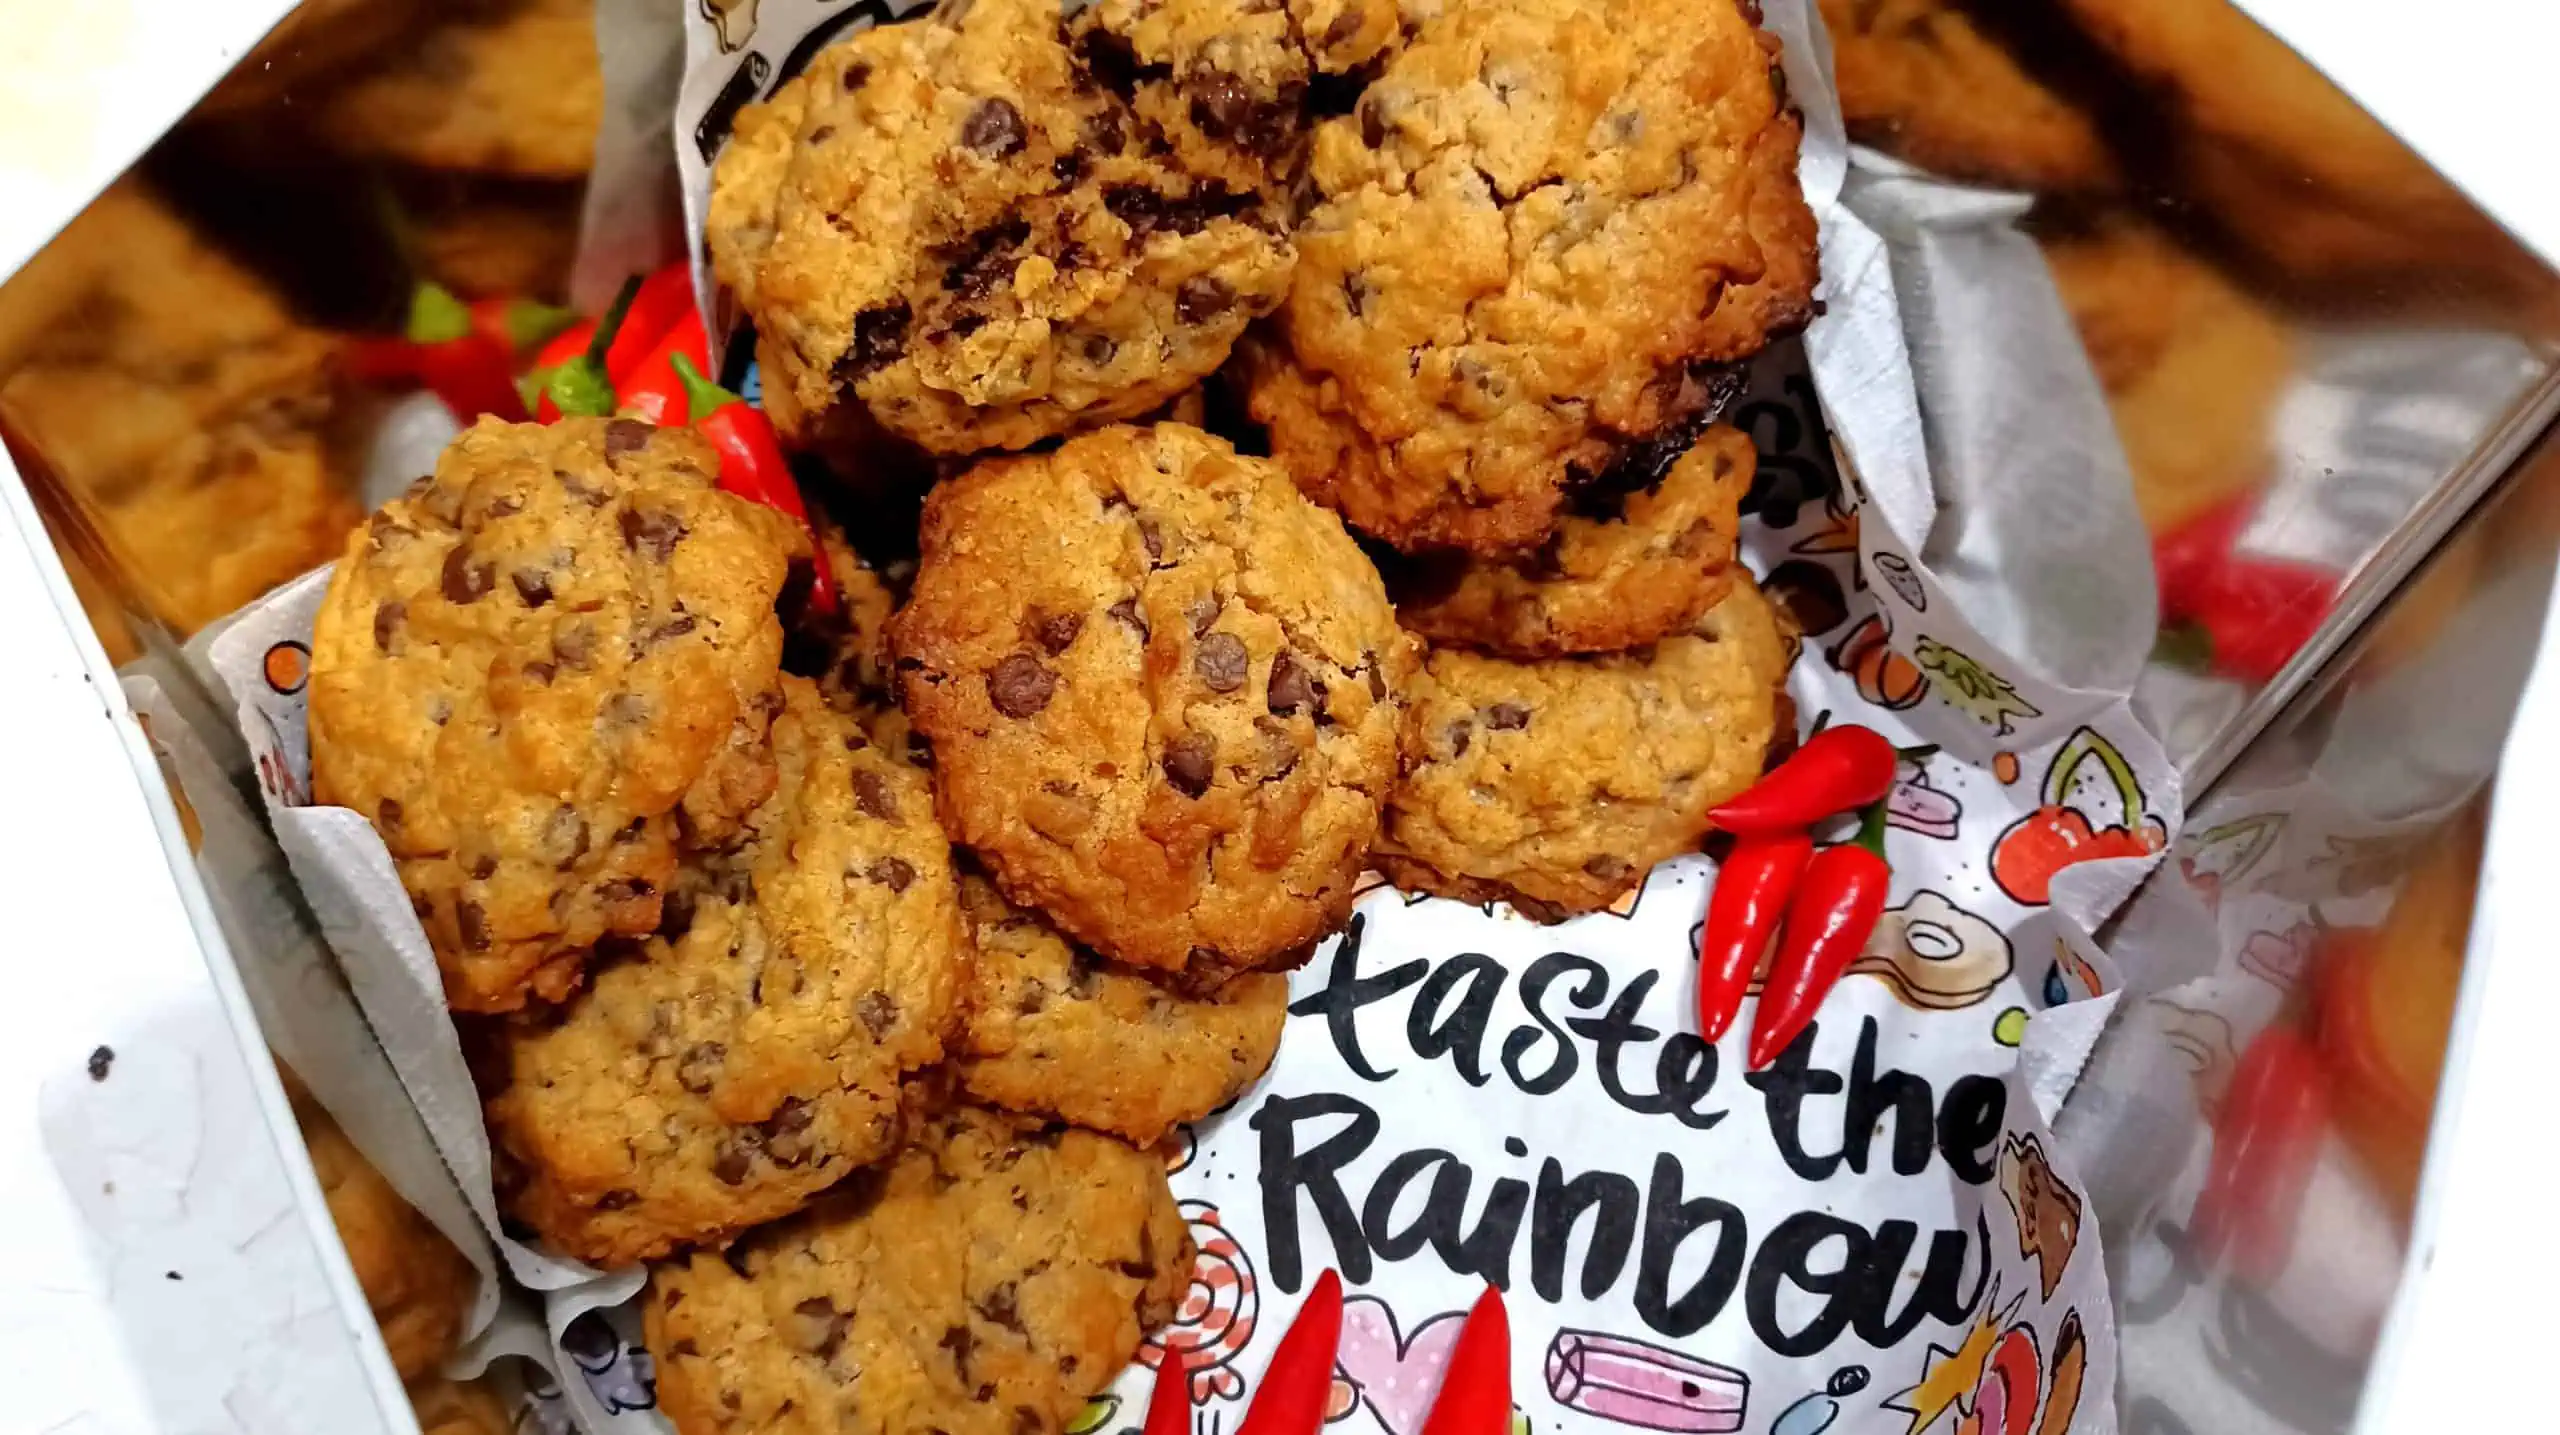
xmin=707 ymin=0 xmax=1322 ymax=457
xmin=1393 ymin=423 xmax=1755 ymax=658
xmin=645 ymin=1105 xmax=1191 ymax=1435
xmin=1379 ymin=577 xmax=1793 ymax=919
xmin=894 ymin=422 xmax=1416 ymax=979
xmin=1243 ymin=0 xmax=1814 ymax=554
xmin=956 ymin=873 xmax=1287 ymax=1145
xmin=484 ymin=680 xmax=965 ymax=1264
xmin=309 ymin=418 xmax=804 ymax=1012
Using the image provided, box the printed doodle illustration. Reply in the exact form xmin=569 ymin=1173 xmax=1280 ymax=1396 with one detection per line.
xmin=1771 ymin=1368 xmax=1872 ymax=1435
xmin=1333 ymin=1297 xmax=1472 ymax=1435
xmin=1856 ymin=891 xmax=2013 ymax=1010
xmin=1830 ymin=614 xmax=1928 ymax=711
xmin=701 ymin=0 xmax=759 ymax=51
xmin=2175 ymin=815 xmax=2285 ymax=911
xmin=1888 ymin=759 xmax=1964 ymax=840
xmin=560 ymin=1311 xmax=656 ymax=1415
xmin=1991 ymin=728 xmax=2164 ymax=905
xmin=1888 ymin=1290 xmax=2085 ymax=1435
xmin=1545 ymin=1328 xmax=1748 ymax=1433
xmin=1912 ymin=638 xmax=2040 ymax=737
xmin=1999 ymin=1133 xmax=2085 ymax=1301
xmin=1150 ymin=1202 xmax=1260 ymax=1403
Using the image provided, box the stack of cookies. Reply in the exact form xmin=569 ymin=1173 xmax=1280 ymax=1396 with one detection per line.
xmin=307 ymin=0 xmax=1815 ymax=1426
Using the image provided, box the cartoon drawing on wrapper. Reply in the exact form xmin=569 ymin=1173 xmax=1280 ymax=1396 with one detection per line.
xmin=1545 ymin=1328 xmax=1748 ymax=1432
xmin=1830 ymin=614 xmax=1929 ymax=711
xmin=560 ymin=1311 xmax=657 ymax=1414
xmin=1887 ymin=1289 xmax=2087 ymax=1435
xmin=2236 ymin=917 xmax=2323 ymax=992
xmin=1888 ymin=758 xmax=1964 ymax=840
xmin=1763 ymin=560 xmax=1849 ymax=638
xmin=1148 ymin=1202 xmax=1259 ymax=1403
xmin=2041 ymin=938 xmax=2107 ymax=1006
xmin=262 ymin=639 xmax=310 ymax=695
xmin=1332 ymin=1297 xmax=1474 ymax=1435
xmin=700 ymin=0 xmax=759 ymax=50
xmin=2176 ymin=815 xmax=2285 ymax=912
xmin=1770 ymin=1367 xmax=1871 ymax=1435
xmin=1162 ymin=1123 xmax=1199 ymax=1175
xmin=1065 ymin=1395 xmax=1119 ymax=1435
xmin=1856 ymin=891 xmax=2013 ymax=1010
xmin=1998 ymin=1133 xmax=2084 ymax=1301
xmin=1874 ymin=551 xmax=1926 ymax=611
xmin=1991 ymin=728 xmax=2164 ymax=906
xmin=1912 ymin=638 xmax=2040 ymax=737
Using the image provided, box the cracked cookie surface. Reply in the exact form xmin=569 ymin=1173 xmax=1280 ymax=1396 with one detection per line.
xmin=486 ymin=679 xmax=965 ymax=1264
xmin=645 ymin=1104 xmax=1191 ymax=1435
xmin=708 ymin=0 xmax=1319 ymax=457
xmin=894 ymin=422 xmax=1414 ymax=978
xmin=956 ymin=874 xmax=1287 ymax=1144
xmin=1380 ymin=576 xmax=1791 ymax=918
xmin=1242 ymin=0 xmax=1804 ymax=554
xmin=310 ymin=417 xmax=803 ymax=1012
xmin=1392 ymin=422 xmax=1754 ymax=657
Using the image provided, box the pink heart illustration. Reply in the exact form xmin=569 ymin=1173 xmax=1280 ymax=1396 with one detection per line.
xmin=1334 ymin=1297 xmax=1469 ymax=1435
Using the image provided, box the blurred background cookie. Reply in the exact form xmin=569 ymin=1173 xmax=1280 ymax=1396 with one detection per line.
xmin=319 ymin=0 xmax=604 ymax=182
xmin=1820 ymin=0 xmax=2118 ymax=192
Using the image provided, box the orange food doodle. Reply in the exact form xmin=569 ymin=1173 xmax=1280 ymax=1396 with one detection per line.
xmin=1830 ymin=614 xmax=1928 ymax=710
xmin=1991 ymin=729 xmax=2162 ymax=906
xmin=263 ymin=640 xmax=310 ymax=695
xmin=1993 ymin=751 xmax=2020 ymax=785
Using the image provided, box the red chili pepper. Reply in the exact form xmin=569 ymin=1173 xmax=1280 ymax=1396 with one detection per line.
xmin=604 ymin=263 xmax=697 ymax=386
xmin=404 ymin=282 xmax=527 ymax=422
xmin=1419 ymin=1284 xmax=1509 ymax=1435
xmin=2190 ymin=1023 xmax=2328 ymax=1281
xmin=1711 ymin=725 xmax=1922 ymax=834
xmin=619 ymin=304 xmax=711 ymax=425
xmin=1696 ymin=831 xmax=1812 ymax=1043
xmin=520 ymin=316 xmax=597 ymax=419
xmin=1748 ymin=799 xmax=1892 ymax=1071
xmin=671 ymin=352 xmax=839 ymax=617
xmin=1236 ymin=1269 xmax=1345 ymax=1435
xmin=467 ymin=295 xmax=578 ymax=359
xmin=2152 ymin=497 xmax=2338 ymax=685
xmin=531 ymin=277 xmax=644 ymax=422
xmin=1142 ymin=1349 xmax=1194 ymax=1435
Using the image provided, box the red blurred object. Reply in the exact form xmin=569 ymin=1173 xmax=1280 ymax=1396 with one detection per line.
xmin=1710 ymin=724 xmax=1908 ymax=834
xmin=522 ymin=317 xmax=598 ymax=421
xmin=1418 ymin=1285 xmax=1510 ymax=1435
xmin=1748 ymin=800 xmax=1892 ymax=1071
xmin=2153 ymin=496 xmax=2340 ymax=685
xmin=2192 ymin=1024 xmax=2329 ymax=1281
xmin=1696 ymin=832 xmax=1812 ymax=1042
xmin=1142 ymin=1349 xmax=1193 ymax=1435
xmin=603 ymin=263 xmax=696 ymax=385
xmin=1235 ymin=1270 xmax=1346 ymax=1435
xmin=671 ymin=353 xmax=839 ymax=617
xmin=618 ymin=306 xmax=712 ymax=426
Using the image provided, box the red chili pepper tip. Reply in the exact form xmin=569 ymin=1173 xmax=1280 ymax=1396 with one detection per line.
xmin=1697 ymin=831 xmax=1813 ymax=1043
xmin=1236 ymin=1270 xmax=1345 ymax=1435
xmin=1141 ymin=1348 xmax=1193 ymax=1435
xmin=1712 ymin=724 xmax=1902 ymax=834
xmin=1747 ymin=797 xmax=1892 ymax=1071
xmin=1419 ymin=1284 xmax=1510 ymax=1435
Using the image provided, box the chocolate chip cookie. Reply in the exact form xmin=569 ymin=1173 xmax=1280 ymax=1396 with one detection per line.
xmin=1242 ymin=0 xmax=1806 ymax=554
xmin=707 ymin=0 xmax=1308 ymax=457
xmin=1821 ymin=0 xmax=2118 ymax=192
xmin=321 ymin=0 xmax=603 ymax=180
xmin=309 ymin=417 xmax=804 ymax=1012
xmin=894 ymin=423 xmax=1414 ymax=977
xmin=1392 ymin=423 xmax=1754 ymax=657
xmin=956 ymin=874 xmax=1287 ymax=1144
xmin=486 ymin=678 xmax=966 ymax=1264
xmin=646 ymin=1105 xmax=1191 ymax=1435
xmin=1379 ymin=576 xmax=1792 ymax=919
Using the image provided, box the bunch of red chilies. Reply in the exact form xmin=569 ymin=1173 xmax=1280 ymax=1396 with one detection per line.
xmin=1145 ymin=1271 xmax=1508 ymax=1435
xmin=347 ymin=264 xmax=837 ymax=615
xmin=1698 ymin=723 xmax=1919 ymax=1070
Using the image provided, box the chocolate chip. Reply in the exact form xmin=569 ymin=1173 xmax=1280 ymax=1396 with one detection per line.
xmin=1583 ymin=854 xmax=1632 ymax=880
xmin=841 ymin=301 xmax=912 ymax=381
xmin=858 ymin=990 xmax=899 ymax=1039
xmin=372 ymin=600 xmax=405 ymax=652
xmin=456 ymin=900 xmax=490 ymax=951
xmin=619 ymin=507 xmax=687 ymax=560
xmin=677 ymin=1042 xmax=726 ymax=1094
xmin=961 ymin=97 xmax=1028 ymax=157
xmin=1267 ymin=652 xmax=1318 ymax=715
xmin=941 ymin=1324 xmax=975 ymax=1374
xmin=764 ymin=1096 xmax=814 ymax=1138
xmin=1186 ymin=596 xmax=1221 ymax=635
xmin=1084 ymin=107 xmax=1126 ymax=154
xmin=634 ymin=614 xmax=698 ymax=654
xmin=978 ymin=1282 xmax=1024 ymax=1331
xmin=1034 ymin=610 xmax=1085 ymax=654
xmin=1176 ymin=276 xmax=1235 ymax=324
xmin=604 ymin=419 xmax=654 ymax=463
xmin=712 ymin=1138 xmax=753 ymax=1185
xmin=987 ymin=654 xmax=1057 ymax=718
xmin=1341 ymin=271 xmax=1371 ymax=317
xmin=1195 ymin=632 xmax=1248 ymax=691
xmin=807 ymin=123 xmax=836 ymax=143
xmin=843 ymin=61 xmax=871 ymax=90
xmin=440 ymin=545 xmax=493 ymax=603
xmin=941 ymin=216 xmax=1032 ymax=298
xmin=1367 ymin=658 xmax=1388 ymax=701
xmin=1052 ymin=148 xmax=1088 ymax=185
xmin=1107 ymin=597 xmax=1148 ymax=638
xmin=1321 ymin=7 xmax=1364 ymax=47
xmin=470 ymin=854 xmax=499 ymax=880
xmin=1189 ymin=73 xmax=1254 ymax=140
xmin=557 ymin=468 xmax=609 ymax=506
xmin=376 ymin=798 xmax=404 ymax=835
xmin=1359 ymin=94 xmax=1387 ymax=146
xmin=1485 ymin=702 xmax=1530 ymax=730
xmin=854 ymin=770 xmax=900 ymax=822
xmin=660 ymin=886 xmax=696 ymax=937
xmin=1163 ymin=733 xmax=1214 ymax=797
xmin=868 ymin=856 xmax=916 ymax=892
xmin=1013 ymin=1408 xmax=1041 ymax=1435
xmin=594 ymin=1189 xmax=637 ymax=1211
xmin=554 ymin=622 xmax=597 ymax=670
xmin=1080 ymin=332 xmax=1116 ymax=366
xmin=1138 ymin=519 xmax=1165 ymax=565
xmin=790 ymin=1297 xmax=850 ymax=1356
xmin=511 ymin=570 xmax=553 ymax=607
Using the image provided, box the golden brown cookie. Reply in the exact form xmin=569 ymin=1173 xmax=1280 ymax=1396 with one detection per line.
xmin=486 ymin=679 xmax=965 ymax=1264
xmin=321 ymin=0 xmax=603 ymax=180
xmin=2039 ymin=217 xmax=2293 ymax=533
xmin=0 ymin=180 xmax=360 ymax=635
xmin=1820 ymin=0 xmax=2117 ymax=191
xmin=1696 ymin=107 xmax=1822 ymax=362
xmin=408 ymin=1378 xmax=516 ymax=1435
xmin=707 ymin=0 xmax=1308 ymax=456
xmin=1392 ymin=424 xmax=1753 ymax=657
xmin=1379 ymin=577 xmax=1791 ymax=919
xmin=956 ymin=874 xmax=1287 ymax=1144
xmin=309 ymin=418 xmax=804 ymax=1012
xmin=645 ymin=1105 xmax=1192 ymax=1435
xmin=1242 ymin=0 xmax=1802 ymax=554
xmin=398 ymin=174 xmax=586 ymax=303
xmin=291 ymin=1081 xmax=475 ymax=1382
xmin=894 ymin=423 xmax=1414 ymax=978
